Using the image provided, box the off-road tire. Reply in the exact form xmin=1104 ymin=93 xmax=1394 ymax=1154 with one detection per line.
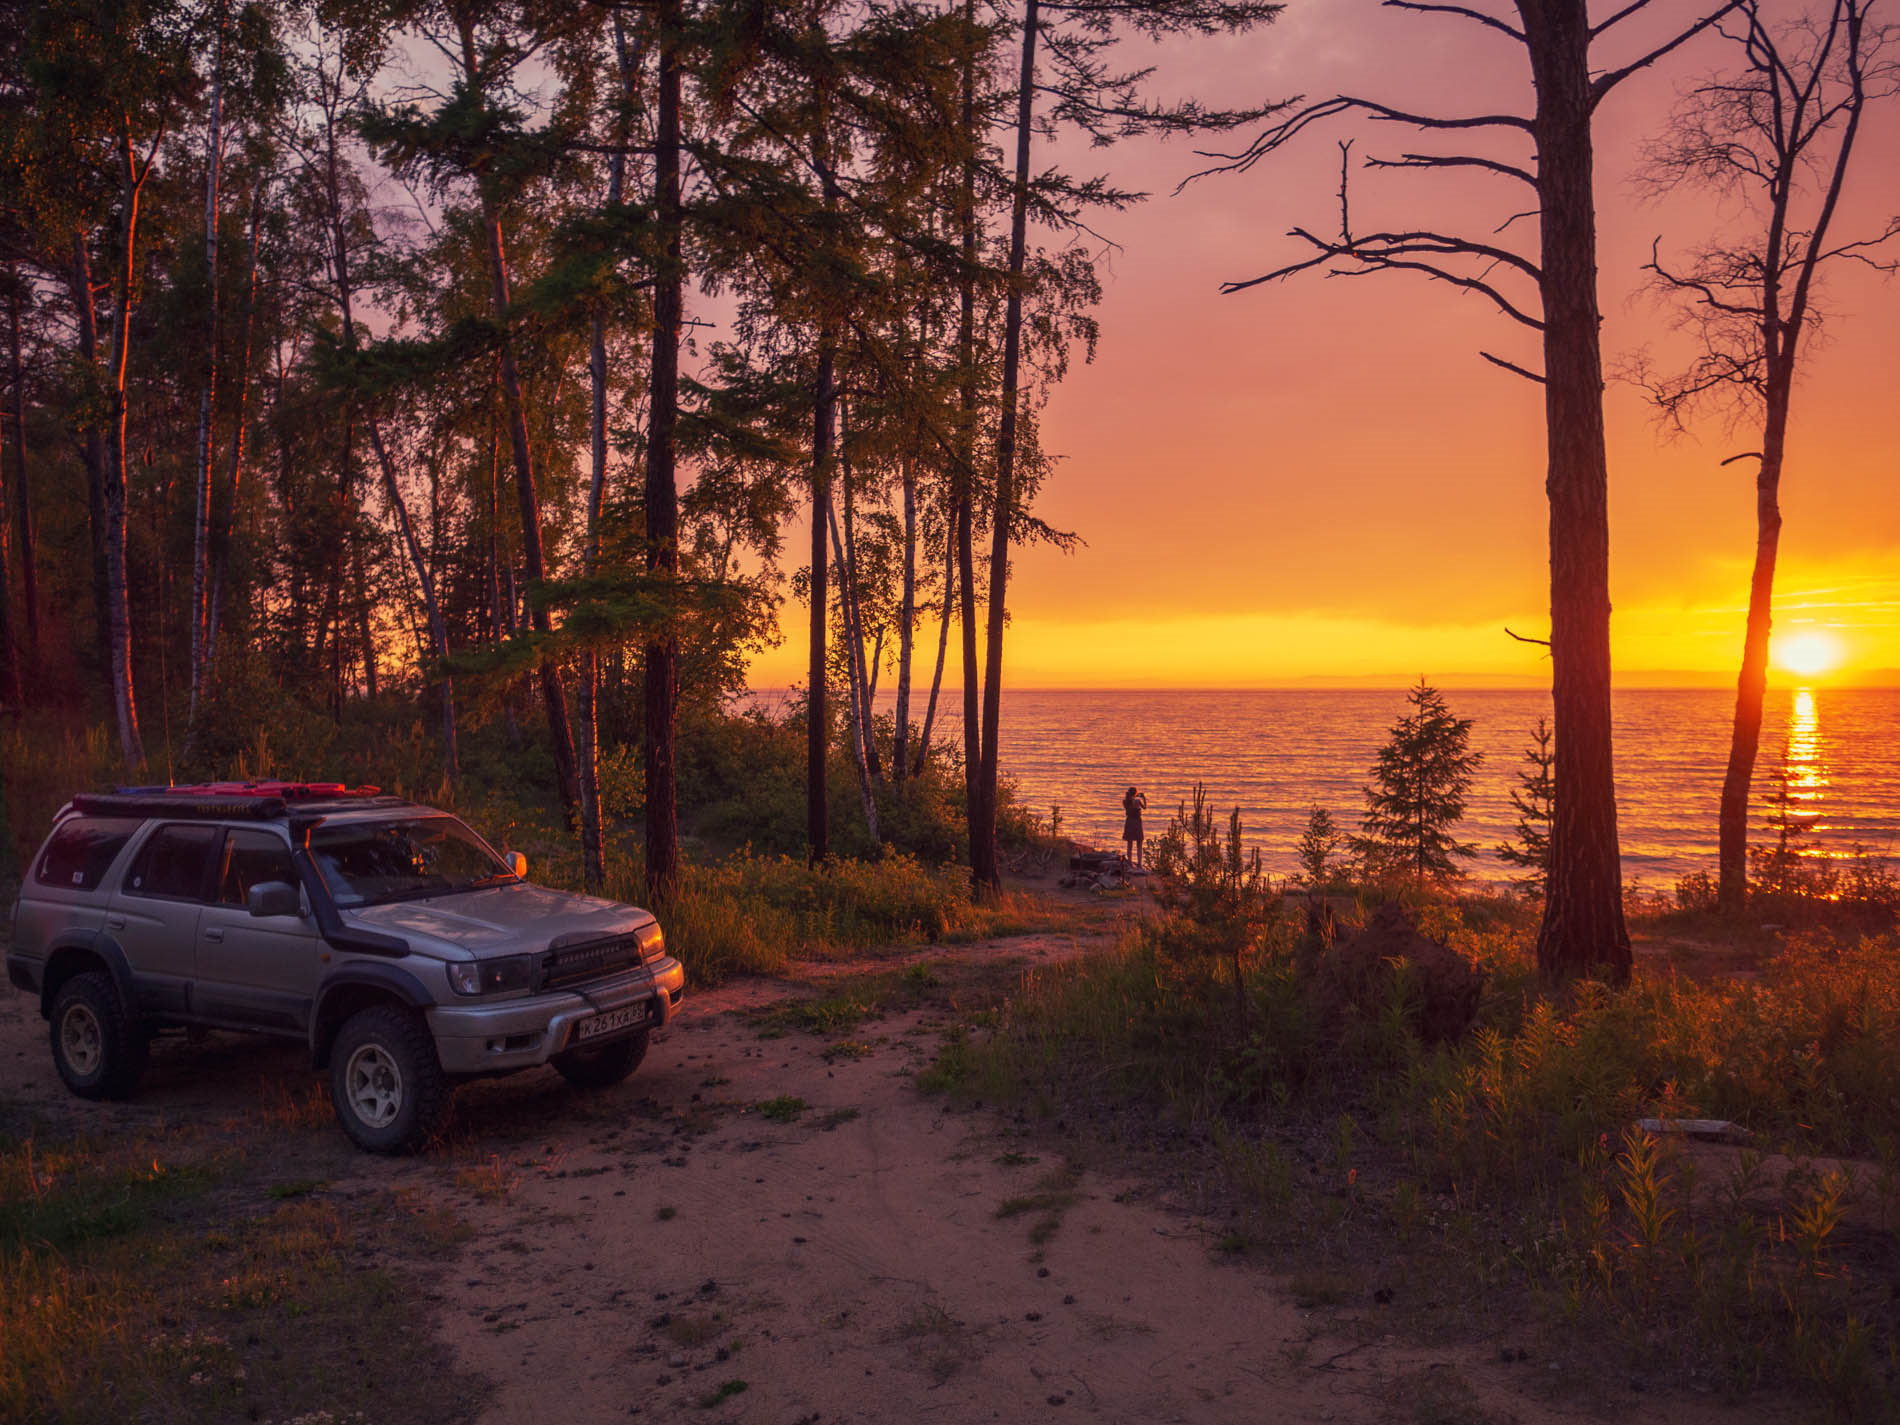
xmin=328 ymin=1005 xmax=449 ymax=1154
xmin=553 ymin=1029 xmax=649 ymax=1089
xmin=50 ymin=970 xmax=148 ymax=1100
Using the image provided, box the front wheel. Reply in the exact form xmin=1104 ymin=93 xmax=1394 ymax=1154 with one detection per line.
xmin=328 ymin=1005 xmax=449 ymax=1153
xmin=50 ymin=971 xmax=147 ymax=1100
xmin=553 ymin=1029 xmax=649 ymax=1089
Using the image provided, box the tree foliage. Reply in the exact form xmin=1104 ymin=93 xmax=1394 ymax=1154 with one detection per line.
xmin=1496 ymin=715 xmax=1554 ymax=896
xmin=1352 ymin=679 xmax=1482 ymax=884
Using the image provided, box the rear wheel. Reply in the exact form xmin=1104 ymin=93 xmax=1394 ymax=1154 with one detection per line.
xmin=553 ymin=1029 xmax=649 ymax=1089
xmin=328 ymin=1005 xmax=449 ymax=1153
xmin=50 ymin=971 xmax=147 ymax=1101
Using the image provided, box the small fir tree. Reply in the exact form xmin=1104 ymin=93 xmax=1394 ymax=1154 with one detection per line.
xmin=1296 ymin=804 xmax=1340 ymax=886
xmin=1749 ymin=740 xmax=1818 ymax=897
xmin=1150 ymin=784 xmax=1273 ymax=1019
xmin=1496 ymin=717 xmax=1554 ymax=896
xmin=1351 ymin=679 xmax=1482 ymax=883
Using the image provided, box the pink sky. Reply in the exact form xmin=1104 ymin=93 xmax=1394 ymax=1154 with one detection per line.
xmin=746 ymin=0 xmax=1900 ymax=688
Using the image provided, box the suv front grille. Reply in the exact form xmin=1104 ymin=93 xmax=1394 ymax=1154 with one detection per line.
xmin=540 ymin=934 xmax=642 ymax=990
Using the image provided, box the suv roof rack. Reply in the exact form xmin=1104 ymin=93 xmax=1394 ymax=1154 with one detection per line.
xmin=69 ymin=782 xmax=395 ymax=823
xmin=116 ymin=781 xmax=384 ymax=800
xmin=73 ymin=792 xmax=288 ymax=820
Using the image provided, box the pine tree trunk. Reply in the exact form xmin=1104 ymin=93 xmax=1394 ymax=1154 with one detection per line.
xmin=6 ymin=277 xmax=38 ymax=679
xmin=975 ymin=0 xmax=1040 ymax=894
xmin=643 ymin=3 xmax=684 ymax=903
xmin=367 ymin=420 xmax=457 ymax=772
xmin=482 ymin=214 xmax=579 ymax=819
xmin=457 ymin=16 xmax=580 ymax=824
xmin=68 ymin=234 xmax=112 ymax=694
xmin=204 ymin=187 xmax=264 ymax=682
xmin=189 ymin=25 xmax=225 ymax=724
xmin=956 ymin=0 xmax=983 ymax=885
xmin=0 ymin=399 xmax=15 ymax=709
xmin=106 ymin=127 xmax=149 ymax=770
xmin=1716 ymin=380 xmax=1790 ymax=910
xmin=1522 ymin=0 xmax=1629 ymax=983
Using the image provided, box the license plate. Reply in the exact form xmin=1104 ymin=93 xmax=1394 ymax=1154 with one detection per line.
xmin=574 ymin=1004 xmax=649 ymax=1043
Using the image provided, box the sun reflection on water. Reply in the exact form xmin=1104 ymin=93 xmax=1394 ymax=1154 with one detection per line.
xmin=1781 ymin=687 xmax=1829 ymax=841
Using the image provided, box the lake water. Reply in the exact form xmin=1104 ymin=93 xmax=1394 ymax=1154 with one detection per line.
xmin=757 ymin=686 xmax=1900 ymax=888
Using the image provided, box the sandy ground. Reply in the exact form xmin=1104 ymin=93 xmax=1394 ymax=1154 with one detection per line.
xmin=2 ymin=930 xmax=1800 ymax=1425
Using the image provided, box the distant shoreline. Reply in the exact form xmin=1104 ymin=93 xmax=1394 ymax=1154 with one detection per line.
xmin=743 ymin=678 xmax=1900 ymax=697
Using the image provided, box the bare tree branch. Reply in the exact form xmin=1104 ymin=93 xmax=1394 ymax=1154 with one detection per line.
xmin=1591 ymin=0 xmax=1659 ymax=40
xmin=1366 ymin=151 xmax=1537 ymax=187
xmin=1384 ymin=0 xmax=1523 ymax=41
xmin=1481 ymin=349 xmax=1545 ymax=382
xmin=1592 ymin=1 xmax=1747 ymax=107
xmin=1182 ymin=94 xmax=1531 ymax=187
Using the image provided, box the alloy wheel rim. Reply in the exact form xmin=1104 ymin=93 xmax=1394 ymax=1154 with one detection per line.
xmin=60 ymin=1004 xmax=103 ymax=1076
xmin=344 ymin=1043 xmax=404 ymax=1128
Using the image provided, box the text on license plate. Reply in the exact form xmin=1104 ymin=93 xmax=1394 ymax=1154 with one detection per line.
xmin=574 ymin=1004 xmax=649 ymax=1043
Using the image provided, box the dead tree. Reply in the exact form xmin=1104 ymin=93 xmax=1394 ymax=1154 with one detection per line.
xmin=1195 ymin=0 xmax=1740 ymax=984
xmin=1632 ymin=0 xmax=1898 ymax=912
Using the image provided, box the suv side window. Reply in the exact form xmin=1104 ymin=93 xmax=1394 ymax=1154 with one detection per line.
xmin=34 ymin=816 xmax=142 ymax=892
xmin=216 ymin=828 xmax=299 ymax=907
xmin=122 ymin=824 xmax=220 ymax=902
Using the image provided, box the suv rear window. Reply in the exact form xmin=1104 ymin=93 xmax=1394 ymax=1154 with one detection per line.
xmin=34 ymin=817 xmax=141 ymax=892
xmin=123 ymin=824 xmax=220 ymax=901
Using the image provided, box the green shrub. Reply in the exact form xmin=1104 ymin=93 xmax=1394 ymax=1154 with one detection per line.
xmin=931 ymin=889 xmax=1900 ymax=1405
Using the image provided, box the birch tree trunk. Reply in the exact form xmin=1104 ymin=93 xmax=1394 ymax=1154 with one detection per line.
xmin=916 ymin=533 xmax=954 ymax=774
xmin=837 ymin=418 xmax=880 ymax=782
xmin=828 ymin=498 xmax=881 ymax=848
xmin=579 ymin=18 xmax=637 ymax=894
xmin=892 ymin=452 xmax=916 ymax=782
xmin=643 ymin=1 xmax=684 ymax=903
xmin=808 ymin=333 xmax=836 ymax=866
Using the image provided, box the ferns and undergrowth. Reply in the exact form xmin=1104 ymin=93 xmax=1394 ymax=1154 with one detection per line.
xmin=926 ymin=838 xmax=1900 ymax=1418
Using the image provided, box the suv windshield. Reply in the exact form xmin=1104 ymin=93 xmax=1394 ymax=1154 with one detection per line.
xmin=308 ymin=816 xmax=516 ymax=907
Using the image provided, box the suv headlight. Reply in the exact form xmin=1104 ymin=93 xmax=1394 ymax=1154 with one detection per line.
xmin=637 ymin=923 xmax=665 ymax=963
xmin=448 ymin=955 xmax=535 ymax=996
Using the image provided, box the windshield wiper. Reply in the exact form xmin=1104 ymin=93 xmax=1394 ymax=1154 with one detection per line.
xmin=464 ymin=873 xmax=520 ymax=891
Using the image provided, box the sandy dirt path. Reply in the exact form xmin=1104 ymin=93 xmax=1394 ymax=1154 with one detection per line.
xmin=1 ymin=929 xmax=1795 ymax=1425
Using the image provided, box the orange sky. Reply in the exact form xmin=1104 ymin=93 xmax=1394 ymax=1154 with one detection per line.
xmin=748 ymin=0 xmax=1900 ymax=689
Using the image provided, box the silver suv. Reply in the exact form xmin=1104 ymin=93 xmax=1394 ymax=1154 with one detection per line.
xmin=6 ymin=785 xmax=685 ymax=1152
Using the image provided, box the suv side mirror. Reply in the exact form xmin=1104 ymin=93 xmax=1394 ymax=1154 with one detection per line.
xmin=247 ymin=881 xmax=302 ymax=918
xmin=503 ymin=851 xmax=528 ymax=880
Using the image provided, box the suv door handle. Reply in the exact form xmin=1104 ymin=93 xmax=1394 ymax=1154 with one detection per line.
xmin=106 ymin=915 xmax=125 ymax=931
xmin=204 ymin=927 xmax=225 ymax=943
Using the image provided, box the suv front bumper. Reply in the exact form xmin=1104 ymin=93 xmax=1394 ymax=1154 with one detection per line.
xmin=427 ymin=955 xmax=685 ymax=1075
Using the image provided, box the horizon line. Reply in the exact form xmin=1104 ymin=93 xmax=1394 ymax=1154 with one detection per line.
xmin=743 ymin=676 xmax=1900 ymax=695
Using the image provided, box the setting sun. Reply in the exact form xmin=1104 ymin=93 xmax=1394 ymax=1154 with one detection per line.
xmin=1775 ymin=629 xmax=1848 ymax=679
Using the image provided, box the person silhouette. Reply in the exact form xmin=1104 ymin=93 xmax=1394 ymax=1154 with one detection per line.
xmin=1122 ymin=786 xmax=1147 ymax=869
